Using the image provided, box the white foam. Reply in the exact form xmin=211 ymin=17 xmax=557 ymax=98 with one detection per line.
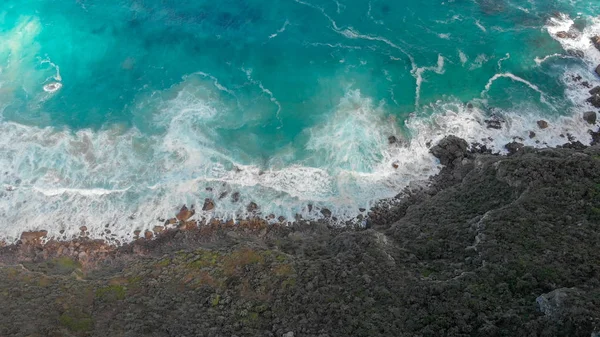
xmin=545 ymin=14 xmax=600 ymax=66
xmin=482 ymin=73 xmax=550 ymax=106
xmin=414 ymin=55 xmax=445 ymax=106
xmin=269 ymin=19 xmax=290 ymax=39
xmin=43 ymin=82 xmax=62 ymax=93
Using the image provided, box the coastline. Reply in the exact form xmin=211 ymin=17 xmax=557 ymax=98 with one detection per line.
xmin=2 ymin=134 xmax=600 ymax=336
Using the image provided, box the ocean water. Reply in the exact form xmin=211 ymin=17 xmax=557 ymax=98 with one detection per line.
xmin=0 ymin=0 xmax=599 ymax=242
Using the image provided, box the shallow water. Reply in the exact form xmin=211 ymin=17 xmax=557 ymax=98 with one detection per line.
xmin=0 ymin=0 xmax=599 ymax=242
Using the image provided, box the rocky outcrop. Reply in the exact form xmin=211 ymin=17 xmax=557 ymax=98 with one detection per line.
xmin=584 ymin=111 xmax=597 ymax=124
xmin=1 ymin=138 xmax=600 ymax=337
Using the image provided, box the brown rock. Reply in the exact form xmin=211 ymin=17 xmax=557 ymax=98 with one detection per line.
xmin=153 ymin=226 xmax=165 ymax=234
xmin=202 ymin=198 xmax=215 ymax=211
xmin=592 ymin=36 xmax=600 ymax=51
xmin=268 ymin=214 xmax=275 ymax=219
xmin=20 ymin=230 xmax=48 ymax=245
xmin=79 ymin=226 xmax=87 ymax=232
xmin=144 ymin=231 xmax=153 ymax=240
xmin=176 ymin=205 xmax=195 ymax=221
xmin=133 ymin=230 xmax=141 ymax=237
xmin=556 ymin=31 xmax=577 ymax=39
xmin=537 ymin=120 xmax=549 ymax=129
xmin=392 ymin=162 xmax=399 ymax=169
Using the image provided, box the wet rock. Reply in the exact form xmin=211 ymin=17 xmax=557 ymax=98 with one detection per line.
xmin=203 ymin=198 xmax=215 ymax=211
xmin=388 ymin=135 xmax=398 ymax=144
xmin=591 ymin=86 xmax=600 ymax=96
xmin=484 ymin=114 xmax=504 ymax=129
xmin=430 ymin=135 xmax=469 ymax=167
xmin=529 ymin=131 xmax=536 ymax=139
xmin=596 ymin=64 xmax=600 ymax=78
xmin=20 ymin=230 xmax=48 ymax=245
xmin=79 ymin=226 xmax=87 ymax=232
xmin=588 ymin=94 xmax=600 ymax=109
xmin=205 ymin=187 xmax=213 ymax=192
xmin=218 ymin=191 xmax=228 ymax=199
xmin=537 ymin=120 xmax=549 ymax=129
xmin=392 ymin=162 xmax=399 ymax=169
xmin=556 ymin=31 xmax=578 ymax=39
xmin=231 ymin=192 xmax=240 ymax=203
xmin=133 ymin=229 xmax=141 ymax=237
xmin=566 ymin=49 xmax=584 ymax=58
xmin=277 ymin=216 xmax=286 ymax=222
xmin=583 ymin=111 xmax=597 ymax=124
xmin=144 ymin=231 xmax=153 ymax=240
xmin=307 ymin=204 xmax=313 ymax=213
xmin=320 ymin=208 xmax=332 ymax=218
xmin=504 ymin=142 xmax=524 ymax=155
xmin=176 ymin=205 xmax=195 ymax=221
xmin=152 ymin=226 xmax=165 ymax=234
xmin=592 ymin=36 xmax=600 ymax=51
xmin=247 ymin=202 xmax=259 ymax=213
xmin=359 ymin=208 xmax=366 ymax=212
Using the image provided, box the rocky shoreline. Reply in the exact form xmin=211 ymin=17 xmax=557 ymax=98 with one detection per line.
xmin=2 ymin=133 xmax=600 ymax=336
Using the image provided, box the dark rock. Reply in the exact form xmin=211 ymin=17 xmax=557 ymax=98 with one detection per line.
xmin=588 ymin=94 xmax=600 ymax=108
xmin=202 ymin=198 xmax=215 ymax=211
xmin=484 ymin=114 xmax=504 ymax=129
xmin=566 ymin=49 xmax=584 ymax=58
xmin=218 ymin=191 xmax=228 ymax=199
xmin=277 ymin=216 xmax=286 ymax=222
xmin=537 ymin=120 xmax=549 ymax=129
xmin=307 ymin=204 xmax=313 ymax=213
xmin=504 ymin=142 xmax=524 ymax=155
xmin=388 ymin=136 xmax=397 ymax=144
xmin=392 ymin=162 xmax=399 ymax=169
xmin=583 ymin=111 xmax=597 ymax=124
xmin=596 ymin=64 xmax=600 ymax=78
xmin=591 ymin=86 xmax=600 ymax=96
xmin=359 ymin=208 xmax=366 ymax=212
xmin=556 ymin=31 xmax=578 ymax=39
xmin=592 ymin=36 xmax=600 ymax=51
xmin=561 ymin=141 xmax=586 ymax=150
xmin=247 ymin=202 xmax=259 ymax=213
xmin=529 ymin=131 xmax=536 ymax=139
xmin=430 ymin=135 xmax=469 ymax=167
xmin=231 ymin=192 xmax=240 ymax=203
xmin=320 ymin=208 xmax=332 ymax=218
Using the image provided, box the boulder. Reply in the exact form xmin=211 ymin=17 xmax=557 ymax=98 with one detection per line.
xmin=202 ymin=198 xmax=215 ymax=211
xmin=504 ymin=142 xmax=524 ymax=155
xmin=320 ymin=208 xmax=332 ymax=218
xmin=592 ymin=36 xmax=600 ymax=51
xmin=176 ymin=205 xmax=195 ymax=221
xmin=484 ymin=114 xmax=504 ymax=129
xmin=430 ymin=135 xmax=469 ymax=167
xmin=588 ymin=95 xmax=600 ymax=109
xmin=231 ymin=192 xmax=240 ymax=203
xmin=556 ymin=31 xmax=578 ymax=39
xmin=537 ymin=120 xmax=549 ymax=129
xmin=596 ymin=64 xmax=600 ymax=77
xmin=536 ymin=288 xmax=583 ymax=319
xmin=590 ymin=86 xmax=600 ymax=96
xmin=388 ymin=136 xmax=397 ymax=144
xmin=529 ymin=131 xmax=536 ymax=139
xmin=583 ymin=111 xmax=597 ymax=124
xmin=247 ymin=202 xmax=259 ymax=213
xmin=20 ymin=230 xmax=48 ymax=245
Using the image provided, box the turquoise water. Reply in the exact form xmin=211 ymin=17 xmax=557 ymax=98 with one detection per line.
xmin=0 ymin=0 xmax=599 ymax=241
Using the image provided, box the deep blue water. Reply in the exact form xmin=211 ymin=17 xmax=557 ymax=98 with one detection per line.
xmin=0 ymin=0 xmax=599 ymax=241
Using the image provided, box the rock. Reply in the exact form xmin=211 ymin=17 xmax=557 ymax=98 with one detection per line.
xmin=430 ymin=135 xmax=469 ymax=167
xmin=588 ymin=94 xmax=600 ymax=109
xmin=537 ymin=120 xmax=549 ymax=129
xmin=277 ymin=216 xmax=286 ymax=222
xmin=566 ymin=49 xmax=584 ymax=58
xmin=133 ymin=230 xmax=141 ymax=237
xmin=202 ymin=198 xmax=215 ymax=211
xmin=484 ymin=114 xmax=504 ymax=129
xmin=529 ymin=131 xmax=536 ymax=139
xmin=504 ymin=142 xmax=524 ymax=155
xmin=231 ymin=192 xmax=240 ymax=203
xmin=392 ymin=162 xmax=399 ymax=169
xmin=556 ymin=31 xmax=578 ymax=39
xmin=583 ymin=111 xmax=597 ymax=124
xmin=591 ymin=86 xmax=600 ymax=96
xmin=247 ymin=202 xmax=259 ymax=213
xmin=388 ymin=136 xmax=397 ymax=144
xmin=20 ymin=230 xmax=48 ymax=245
xmin=592 ymin=36 xmax=600 ymax=51
xmin=153 ymin=226 xmax=165 ymax=234
xmin=283 ymin=332 xmax=294 ymax=337
xmin=218 ymin=191 xmax=228 ymax=199
xmin=176 ymin=205 xmax=195 ymax=221
xmin=596 ymin=64 xmax=600 ymax=77
xmin=144 ymin=231 xmax=153 ymax=240
xmin=359 ymin=208 xmax=366 ymax=212
xmin=536 ymin=288 xmax=582 ymax=318
xmin=320 ymin=208 xmax=332 ymax=218
xmin=79 ymin=226 xmax=87 ymax=232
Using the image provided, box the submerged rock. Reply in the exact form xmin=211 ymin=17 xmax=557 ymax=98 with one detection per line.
xmin=583 ymin=111 xmax=597 ymax=125
xmin=537 ymin=120 xmax=549 ymax=129
xmin=247 ymin=202 xmax=259 ymax=213
xmin=484 ymin=114 xmax=504 ymax=129
xmin=388 ymin=135 xmax=398 ymax=144
xmin=592 ymin=36 xmax=600 ymax=51
xmin=529 ymin=131 xmax=536 ymax=139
